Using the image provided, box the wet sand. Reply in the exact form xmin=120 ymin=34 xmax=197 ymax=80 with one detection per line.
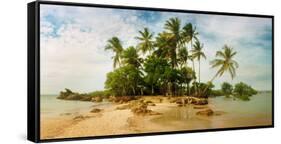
xmin=40 ymin=96 xmax=272 ymax=140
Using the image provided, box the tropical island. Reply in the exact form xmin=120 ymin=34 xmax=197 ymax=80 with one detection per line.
xmin=57 ymin=17 xmax=258 ymax=105
xmin=40 ymin=17 xmax=272 ymax=139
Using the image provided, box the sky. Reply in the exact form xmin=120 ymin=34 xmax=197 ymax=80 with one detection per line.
xmin=40 ymin=4 xmax=273 ymax=94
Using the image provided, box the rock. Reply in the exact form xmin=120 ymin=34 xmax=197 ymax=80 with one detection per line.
xmin=145 ymin=100 xmax=153 ymax=104
xmin=177 ymin=104 xmax=184 ymax=107
xmin=73 ymin=115 xmax=90 ymax=120
xmin=116 ymin=104 xmax=130 ymax=110
xmin=147 ymin=103 xmax=156 ymax=106
xmin=131 ymin=101 xmax=160 ymax=116
xmin=92 ymin=96 xmax=103 ymax=102
xmin=57 ymin=88 xmax=92 ymax=101
xmin=90 ymin=108 xmax=102 ymax=113
xmin=149 ymin=111 xmax=162 ymax=115
xmin=193 ymin=106 xmax=207 ymax=109
xmin=80 ymin=96 xmax=92 ymax=101
xmin=196 ymin=108 xmax=214 ymax=116
xmin=60 ymin=113 xmax=72 ymax=116
xmin=214 ymin=111 xmax=226 ymax=116
xmin=194 ymin=99 xmax=208 ymax=105
xmin=65 ymin=94 xmax=83 ymax=100
xmin=114 ymin=96 xmax=138 ymax=104
xmin=108 ymin=96 xmax=116 ymax=102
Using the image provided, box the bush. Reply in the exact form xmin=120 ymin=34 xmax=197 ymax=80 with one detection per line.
xmin=221 ymin=82 xmax=233 ymax=96
xmin=234 ymin=82 xmax=257 ymax=100
xmin=89 ymin=90 xmax=111 ymax=98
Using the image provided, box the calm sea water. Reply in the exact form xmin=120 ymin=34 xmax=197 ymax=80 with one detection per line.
xmin=41 ymin=93 xmax=272 ymax=125
xmin=152 ymin=92 xmax=272 ymax=129
xmin=40 ymin=95 xmax=110 ymax=117
xmin=209 ymin=92 xmax=272 ymax=116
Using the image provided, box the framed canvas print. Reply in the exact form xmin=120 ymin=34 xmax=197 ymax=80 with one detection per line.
xmin=28 ymin=0 xmax=274 ymax=142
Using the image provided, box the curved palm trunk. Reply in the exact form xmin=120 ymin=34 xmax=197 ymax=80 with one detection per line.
xmin=201 ymin=72 xmax=219 ymax=96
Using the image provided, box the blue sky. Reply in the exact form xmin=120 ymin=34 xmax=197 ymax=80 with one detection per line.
xmin=40 ymin=4 xmax=272 ymax=94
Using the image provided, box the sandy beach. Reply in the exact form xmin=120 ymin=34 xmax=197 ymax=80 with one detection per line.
xmin=40 ymin=95 xmax=272 ymax=139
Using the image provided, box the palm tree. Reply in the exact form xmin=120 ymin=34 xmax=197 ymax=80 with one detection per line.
xmin=191 ymin=40 xmax=206 ymax=83
xmin=164 ymin=17 xmax=182 ymax=68
xmin=122 ymin=46 xmax=142 ymax=68
xmin=135 ymin=28 xmax=154 ymax=55
xmin=182 ymin=23 xmax=199 ymax=95
xmin=210 ymin=45 xmax=238 ymax=81
xmin=182 ymin=23 xmax=199 ymax=64
xmin=178 ymin=47 xmax=188 ymax=68
xmin=105 ymin=37 xmax=124 ymax=68
xmin=202 ymin=45 xmax=238 ymax=95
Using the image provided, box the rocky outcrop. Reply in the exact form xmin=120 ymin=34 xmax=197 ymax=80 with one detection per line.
xmin=91 ymin=96 xmax=103 ymax=102
xmin=90 ymin=108 xmax=103 ymax=113
xmin=131 ymin=102 xmax=161 ymax=116
xmin=57 ymin=88 xmax=93 ymax=102
xmin=115 ymin=99 xmax=160 ymax=116
xmin=196 ymin=108 xmax=214 ymax=116
xmin=170 ymin=97 xmax=208 ymax=106
xmin=112 ymin=96 xmax=139 ymax=104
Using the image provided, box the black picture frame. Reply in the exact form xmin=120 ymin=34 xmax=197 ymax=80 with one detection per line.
xmin=28 ymin=0 xmax=274 ymax=142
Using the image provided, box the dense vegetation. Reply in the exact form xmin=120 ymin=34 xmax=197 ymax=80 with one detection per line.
xmin=103 ymin=17 xmax=241 ymax=98
xmin=57 ymin=17 xmax=260 ymax=102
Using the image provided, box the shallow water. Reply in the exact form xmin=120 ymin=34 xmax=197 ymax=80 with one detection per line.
xmin=40 ymin=95 xmax=110 ymax=117
xmin=152 ymin=92 xmax=272 ymax=129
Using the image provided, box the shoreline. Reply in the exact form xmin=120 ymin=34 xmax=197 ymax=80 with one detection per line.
xmin=40 ymin=95 xmax=272 ymax=139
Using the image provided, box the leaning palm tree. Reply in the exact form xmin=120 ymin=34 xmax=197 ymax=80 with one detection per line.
xmin=191 ymin=40 xmax=206 ymax=83
xmin=202 ymin=45 xmax=238 ymax=95
xmin=105 ymin=37 xmax=124 ymax=69
xmin=135 ymin=28 xmax=154 ymax=55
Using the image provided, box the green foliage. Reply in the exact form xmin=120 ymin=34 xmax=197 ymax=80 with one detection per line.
xmin=233 ymin=82 xmax=257 ymax=101
xmin=221 ymin=82 xmax=233 ymax=96
xmin=122 ymin=46 xmax=142 ymax=68
xmin=210 ymin=45 xmax=239 ymax=80
xmin=105 ymin=37 xmax=124 ymax=68
xmin=89 ymin=90 xmax=111 ymax=98
xmin=143 ymin=56 xmax=170 ymax=95
xmin=103 ymin=17 xmax=244 ymax=99
xmin=105 ymin=65 xmax=143 ymax=96
xmin=135 ymin=27 xmax=154 ymax=54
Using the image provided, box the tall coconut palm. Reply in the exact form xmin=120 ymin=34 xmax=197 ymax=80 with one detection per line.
xmin=191 ymin=40 xmax=206 ymax=83
xmin=163 ymin=17 xmax=184 ymax=96
xmin=182 ymin=23 xmax=199 ymax=94
xmin=135 ymin=28 xmax=154 ymax=55
xmin=182 ymin=23 xmax=199 ymax=59
xmin=202 ymin=45 xmax=238 ymax=95
xmin=164 ymin=17 xmax=182 ymax=68
xmin=105 ymin=37 xmax=124 ymax=68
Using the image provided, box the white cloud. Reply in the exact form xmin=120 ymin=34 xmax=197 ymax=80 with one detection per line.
xmin=40 ymin=4 xmax=272 ymax=94
xmin=40 ymin=5 xmax=145 ymax=94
